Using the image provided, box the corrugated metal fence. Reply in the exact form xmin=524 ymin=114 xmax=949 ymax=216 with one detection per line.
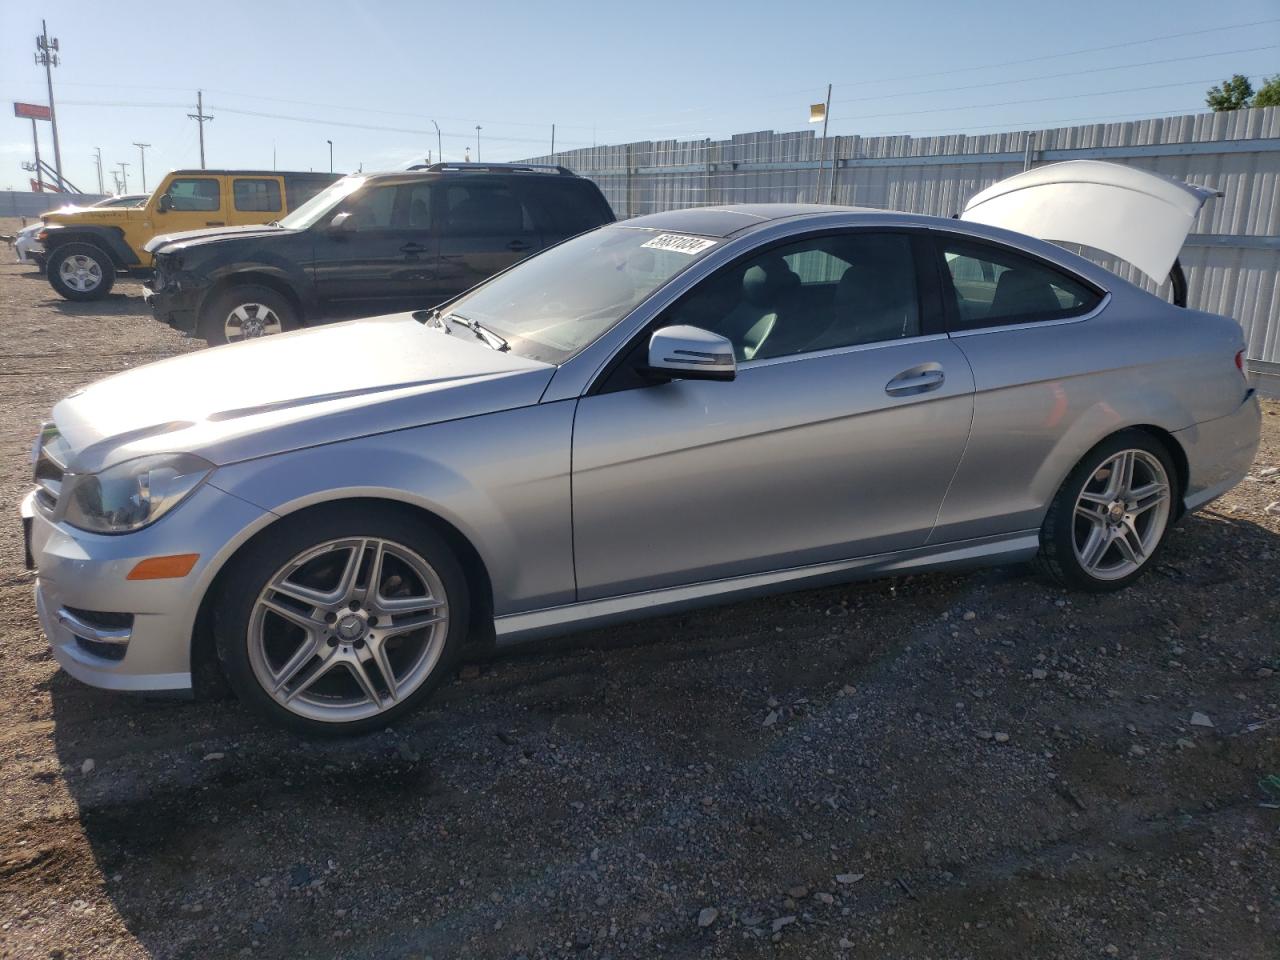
xmin=521 ymin=106 xmax=1280 ymax=378
xmin=0 ymin=191 xmax=107 ymax=219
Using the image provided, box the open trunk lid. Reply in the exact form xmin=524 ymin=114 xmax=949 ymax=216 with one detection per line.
xmin=960 ymin=160 xmax=1220 ymax=284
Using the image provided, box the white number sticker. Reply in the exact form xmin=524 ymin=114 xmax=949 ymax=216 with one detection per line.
xmin=640 ymin=233 xmax=718 ymax=255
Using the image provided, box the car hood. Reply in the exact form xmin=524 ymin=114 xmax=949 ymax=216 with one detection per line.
xmin=51 ymin=313 xmax=555 ymax=473
xmin=145 ymin=224 xmax=295 ymax=255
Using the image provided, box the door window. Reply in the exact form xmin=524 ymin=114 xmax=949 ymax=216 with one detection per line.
xmin=233 ymin=178 xmax=282 ymax=213
xmin=339 ymin=183 xmax=399 ymax=230
xmin=442 ymin=182 xmax=534 ymax=235
xmin=403 ymin=182 xmax=435 ymax=230
xmin=939 ymin=238 xmax=1101 ymax=329
xmin=165 ymin=178 xmax=220 ymax=211
xmin=664 ymin=232 xmax=920 ymax=362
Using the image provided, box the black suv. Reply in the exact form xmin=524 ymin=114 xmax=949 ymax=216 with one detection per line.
xmin=144 ymin=163 xmax=615 ymax=345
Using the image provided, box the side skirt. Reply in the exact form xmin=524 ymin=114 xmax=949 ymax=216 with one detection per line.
xmin=493 ymin=530 xmax=1040 ymax=647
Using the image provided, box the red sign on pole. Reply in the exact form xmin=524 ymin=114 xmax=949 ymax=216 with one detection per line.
xmin=14 ymin=102 xmax=52 ymax=121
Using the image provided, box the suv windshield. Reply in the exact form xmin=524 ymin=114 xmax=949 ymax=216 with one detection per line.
xmin=278 ymin=175 xmax=367 ymax=229
xmin=443 ymin=225 xmax=719 ymax=364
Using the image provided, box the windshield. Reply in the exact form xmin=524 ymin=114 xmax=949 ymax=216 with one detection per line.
xmin=278 ymin=175 xmax=367 ymax=229
xmin=443 ymin=225 xmax=720 ymax=364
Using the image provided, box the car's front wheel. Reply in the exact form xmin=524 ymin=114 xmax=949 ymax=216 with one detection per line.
xmin=200 ymin=283 xmax=298 ymax=347
xmin=47 ymin=242 xmax=116 ymax=300
xmin=215 ymin=506 xmax=470 ymax=735
xmin=1038 ymin=431 xmax=1178 ymax=592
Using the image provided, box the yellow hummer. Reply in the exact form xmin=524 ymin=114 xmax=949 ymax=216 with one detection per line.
xmin=39 ymin=169 xmax=338 ymax=300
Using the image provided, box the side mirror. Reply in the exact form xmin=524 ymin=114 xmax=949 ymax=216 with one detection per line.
xmin=156 ymin=194 xmax=173 ymax=213
xmin=646 ymin=325 xmax=736 ymax=382
xmin=327 ymin=211 xmax=356 ymax=234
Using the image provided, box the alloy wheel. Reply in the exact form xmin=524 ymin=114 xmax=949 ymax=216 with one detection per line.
xmin=58 ymin=255 xmax=103 ymax=292
xmin=1072 ymin=449 xmax=1171 ymax=581
xmin=225 ymin=303 xmax=283 ymax=342
xmin=247 ymin=537 xmax=450 ymax=723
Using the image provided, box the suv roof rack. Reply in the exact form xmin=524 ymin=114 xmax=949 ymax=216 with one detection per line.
xmin=406 ymin=162 xmax=576 ymax=176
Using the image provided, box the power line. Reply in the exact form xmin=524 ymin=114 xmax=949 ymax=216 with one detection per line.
xmin=831 ymin=43 xmax=1279 ymax=106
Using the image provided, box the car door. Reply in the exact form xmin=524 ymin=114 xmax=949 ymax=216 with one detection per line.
xmin=570 ymin=230 xmax=976 ymax=601
xmin=311 ymin=180 xmax=438 ymax=317
xmin=433 ymin=177 xmax=543 ymax=300
xmin=154 ymin=175 xmax=227 ymax=232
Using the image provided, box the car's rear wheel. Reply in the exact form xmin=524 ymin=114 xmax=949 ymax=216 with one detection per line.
xmin=1038 ymin=431 xmax=1177 ymax=592
xmin=47 ymin=242 xmax=115 ymax=301
xmin=200 ymin=283 xmax=298 ymax=347
xmin=214 ymin=506 xmax=470 ymax=736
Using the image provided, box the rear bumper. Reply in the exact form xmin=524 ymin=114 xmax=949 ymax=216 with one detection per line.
xmin=1175 ymin=389 xmax=1262 ymax=513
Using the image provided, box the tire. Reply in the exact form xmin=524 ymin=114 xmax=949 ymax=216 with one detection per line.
xmin=47 ymin=242 xmax=116 ymax=301
xmin=200 ymin=283 xmax=298 ymax=347
xmin=214 ymin=505 xmax=471 ymax=736
xmin=1037 ymin=430 xmax=1179 ymax=593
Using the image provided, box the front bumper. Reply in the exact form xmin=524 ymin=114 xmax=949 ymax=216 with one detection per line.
xmin=23 ymin=483 xmax=270 ymax=693
xmin=1175 ymin=388 xmax=1262 ymax=513
xmin=15 ymin=235 xmax=44 ymax=264
xmin=144 ymin=281 xmax=204 ymax=335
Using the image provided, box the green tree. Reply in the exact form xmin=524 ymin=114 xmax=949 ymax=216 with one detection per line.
xmin=1206 ymin=74 xmax=1254 ymax=111
xmin=1254 ymin=74 xmax=1280 ymax=108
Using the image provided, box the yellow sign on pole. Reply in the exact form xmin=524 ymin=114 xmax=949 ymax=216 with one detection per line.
xmin=809 ymin=102 xmax=826 ymax=123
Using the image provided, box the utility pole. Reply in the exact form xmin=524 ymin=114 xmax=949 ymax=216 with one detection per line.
xmin=188 ymin=90 xmax=213 ymax=168
xmin=92 ymin=147 xmax=103 ymax=194
xmin=551 ymin=123 xmax=555 ymax=158
xmin=35 ymin=20 xmax=63 ymax=191
xmin=430 ymin=119 xmax=441 ymax=164
xmin=111 ymin=169 xmax=122 ymax=193
xmin=326 ymin=139 xmax=333 ymax=173
xmin=118 ymin=161 xmax=129 ymax=193
xmin=475 ymin=125 xmax=482 ymax=162
xmin=132 ymin=142 xmax=150 ymax=191
xmin=31 ymin=123 xmax=44 ymax=192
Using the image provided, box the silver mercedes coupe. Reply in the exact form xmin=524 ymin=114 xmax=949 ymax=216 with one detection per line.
xmin=22 ymin=161 xmax=1261 ymax=734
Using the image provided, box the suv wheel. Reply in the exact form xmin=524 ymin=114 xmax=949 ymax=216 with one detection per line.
xmin=214 ymin=505 xmax=470 ymax=736
xmin=201 ymin=284 xmax=298 ymax=347
xmin=48 ymin=243 xmax=116 ymax=301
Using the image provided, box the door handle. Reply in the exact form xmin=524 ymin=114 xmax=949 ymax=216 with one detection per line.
xmin=205 ymin=221 xmax=225 ymax=226
xmin=885 ymin=367 xmax=945 ymax=396
xmin=400 ymin=243 xmax=429 ymax=255
xmin=506 ymin=240 xmax=530 ymax=252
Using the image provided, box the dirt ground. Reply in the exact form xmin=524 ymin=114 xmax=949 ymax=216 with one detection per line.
xmin=0 ymin=229 xmax=1277 ymax=960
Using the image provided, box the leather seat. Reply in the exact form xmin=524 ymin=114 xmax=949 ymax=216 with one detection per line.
xmin=725 ymin=256 xmax=799 ymax=360
xmin=806 ymin=260 xmax=916 ymax=351
xmin=989 ymin=269 xmax=1063 ymax=318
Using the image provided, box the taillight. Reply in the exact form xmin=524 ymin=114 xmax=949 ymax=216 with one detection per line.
xmin=1235 ymin=350 xmax=1246 ymax=377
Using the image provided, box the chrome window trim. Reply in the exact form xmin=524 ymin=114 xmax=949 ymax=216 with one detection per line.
xmin=547 ymin=211 xmax=1122 ymax=401
xmin=947 ymin=292 xmax=1112 ymax=338
xmin=741 ymin=332 xmax=951 ymax=370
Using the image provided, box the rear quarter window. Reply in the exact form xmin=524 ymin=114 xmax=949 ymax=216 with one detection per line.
xmin=523 ymin=179 xmax=615 ymax=236
xmin=939 ymin=237 xmax=1101 ymax=330
xmin=233 ymin=178 xmax=282 ymax=213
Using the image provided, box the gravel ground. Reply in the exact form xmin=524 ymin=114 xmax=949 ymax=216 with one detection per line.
xmin=1 ymin=236 xmax=1277 ymax=960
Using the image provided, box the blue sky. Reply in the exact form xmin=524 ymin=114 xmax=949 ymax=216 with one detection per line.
xmin=1 ymin=0 xmax=1277 ymax=192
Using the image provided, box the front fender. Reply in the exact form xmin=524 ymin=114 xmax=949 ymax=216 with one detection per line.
xmin=41 ymin=224 xmax=140 ymax=266
xmin=203 ymin=402 xmax=576 ymax=618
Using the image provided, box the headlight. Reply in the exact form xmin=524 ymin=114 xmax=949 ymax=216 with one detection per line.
xmin=61 ymin=453 xmax=213 ymax=534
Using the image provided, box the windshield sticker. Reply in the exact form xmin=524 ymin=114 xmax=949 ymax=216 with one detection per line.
xmin=640 ymin=233 xmax=718 ymax=255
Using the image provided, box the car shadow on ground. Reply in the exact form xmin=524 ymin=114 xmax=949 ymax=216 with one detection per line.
xmin=39 ymin=508 xmax=1280 ymax=958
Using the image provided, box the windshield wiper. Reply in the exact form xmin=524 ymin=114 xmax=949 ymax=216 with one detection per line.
xmin=447 ymin=314 xmax=509 ymax=352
